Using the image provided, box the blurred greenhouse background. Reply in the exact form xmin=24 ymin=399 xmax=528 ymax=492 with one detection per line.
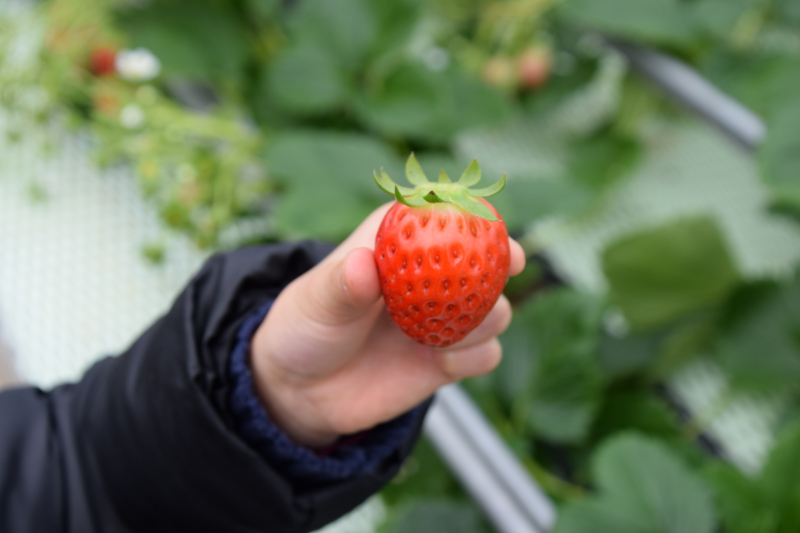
xmin=3 ymin=0 xmax=800 ymax=531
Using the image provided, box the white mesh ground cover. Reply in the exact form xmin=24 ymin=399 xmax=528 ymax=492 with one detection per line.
xmin=0 ymin=116 xmax=206 ymax=387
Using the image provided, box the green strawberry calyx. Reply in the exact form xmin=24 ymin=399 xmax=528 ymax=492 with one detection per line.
xmin=374 ymin=154 xmax=506 ymax=222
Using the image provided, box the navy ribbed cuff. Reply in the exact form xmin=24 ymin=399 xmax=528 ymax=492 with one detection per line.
xmin=228 ymin=301 xmax=425 ymax=483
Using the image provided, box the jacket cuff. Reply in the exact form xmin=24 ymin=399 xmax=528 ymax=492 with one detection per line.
xmin=228 ymin=301 xmax=425 ymax=484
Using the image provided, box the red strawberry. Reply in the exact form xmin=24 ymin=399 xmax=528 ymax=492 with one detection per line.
xmin=374 ymin=155 xmax=510 ymax=347
xmin=517 ymin=46 xmax=552 ymax=90
xmin=90 ymin=47 xmax=117 ymax=77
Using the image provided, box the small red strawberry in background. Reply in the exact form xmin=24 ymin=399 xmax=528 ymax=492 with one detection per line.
xmin=374 ymin=155 xmax=510 ymax=347
xmin=516 ymin=46 xmax=552 ymax=90
xmin=90 ymin=47 xmax=116 ymax=77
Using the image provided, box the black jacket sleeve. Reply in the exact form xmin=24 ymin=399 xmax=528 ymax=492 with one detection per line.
xmin=0 ymin=241 xmax=427 ymax=533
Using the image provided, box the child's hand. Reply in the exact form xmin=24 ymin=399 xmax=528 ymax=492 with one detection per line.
xmin=250 ymin=204 xmax=526 ymax=448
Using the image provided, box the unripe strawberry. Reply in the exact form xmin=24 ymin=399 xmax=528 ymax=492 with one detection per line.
xmin=374 ymin=155 xmax=510 ymax=347
xmin=481 ymin=56 xmax=518 ymax=90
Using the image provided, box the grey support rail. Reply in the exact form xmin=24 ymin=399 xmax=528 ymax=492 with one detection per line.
xmin=610 ymin=40 xmax=766 ymax=151
xmin=424 ymin=385 xmax=557 ymax=533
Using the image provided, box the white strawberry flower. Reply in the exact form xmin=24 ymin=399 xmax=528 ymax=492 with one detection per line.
xmin=115 ymin=48 xmax=161 ymax=82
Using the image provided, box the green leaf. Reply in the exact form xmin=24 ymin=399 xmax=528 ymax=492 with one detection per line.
xmin=648 ymin=309 xmax=719 ymax=379
xmin=381 ymin=437 xmax=466 ymax=506
xmin=437 ymin=170 xmax=451 ymax=184
xmin=266 ymin=45 xmax=351 ymax=115
xmin=488 ymin=178 xmax=595 ymax=234
xmin=445 ymin=72 xmax=512 ymax=136
xmin=704 ymin=462 xmax=774 ymax=533
xmin=405 ymin=153 xmax=429 ymax=186
xmin=355 ymin=63 xmax=450 ymax=141
xmin=267 ymin=130 xmax=402 ymax=241
xmin=601 ymin=217 xmax=740 ymax=331
xmin=526 ymin=351 xmax=606 ymax=444
xmin=554 ymin=433 xmax=717 ymax=533
xmin=601 ymin=306 xmax=718 ymax=381
xmin=598 ymin=330 xmax=663 ymax=379
xmin=614 ymin=76 xmax=669 ymax=139
xmin=692 ymin=0 xmax=754 ymax=38
xmin=776 ymin=0 xmax=800 ymax=24
xmin=497 ymin=289 xmax=606 ymax=443
xmin=356 ymin=66 xmax=510 ymax=143
xmin=703 ymin=52 xmax=800 ymax=120
xmin=503 ymin=260 xmax=544 ymax=301
xmin=705 ymin=422 xmax=800 ymax=533
xmin=458 ymin=160 xmax=481 ymax=187
xmin=591 ymin=392 xmax=680 ymax=444
xmin=290 ymin=0 xmax=377 ymax=68
xmin=716 ymin=276 xmax=800 ymax=391
xmin=382 ymin=500 xmax=489 ymax=533
xmin=117 ymin=2 xmax=248 ymax=81
xmin=467 ymin=174 xmax=506 ymax=198
xmin=760 ymin=99 xmax=800 ymax=212
xmin=567 ymin=134 xmax=641 ymax=192
xmin=365 ymin=0 xmax=420 ymax=59
xmin=495 ymin=302 xmax=538 ymax=407
xmin=758 ymin=422 xmax=800 ymax=530
xmin=271 ymin=186 xmax=368 ymax=242
xmin=524 ymin=54 xmax=600 ymax=117
xmin=245 ymin=0 xmax=280 ymax=21
xmin=559 ymin=0 xmax=702 ymax=47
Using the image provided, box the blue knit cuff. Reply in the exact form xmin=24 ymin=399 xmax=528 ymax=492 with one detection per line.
xmin=228 ymin=301 xmax=425 ymax=483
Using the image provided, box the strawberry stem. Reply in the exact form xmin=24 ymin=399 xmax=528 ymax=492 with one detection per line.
xmin=376 ymin=154 xmax=505 ymax=221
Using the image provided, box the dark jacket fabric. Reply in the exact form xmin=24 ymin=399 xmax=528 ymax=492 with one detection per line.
xmin=0 ymin=242 xmax=428 ymax=533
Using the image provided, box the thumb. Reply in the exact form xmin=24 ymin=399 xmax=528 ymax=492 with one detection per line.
xmin=300 ymin=247 xmax=382 ymax=327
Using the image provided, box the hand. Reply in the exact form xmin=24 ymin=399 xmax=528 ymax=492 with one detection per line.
xmin=250 ymin=204 xmax=526 ymax=448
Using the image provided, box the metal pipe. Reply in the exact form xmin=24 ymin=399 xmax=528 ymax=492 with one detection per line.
xmin=611 ymin=40 xmax=766 ymax=151
xmin=424 ymin=384 xmax=557 ymax=533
